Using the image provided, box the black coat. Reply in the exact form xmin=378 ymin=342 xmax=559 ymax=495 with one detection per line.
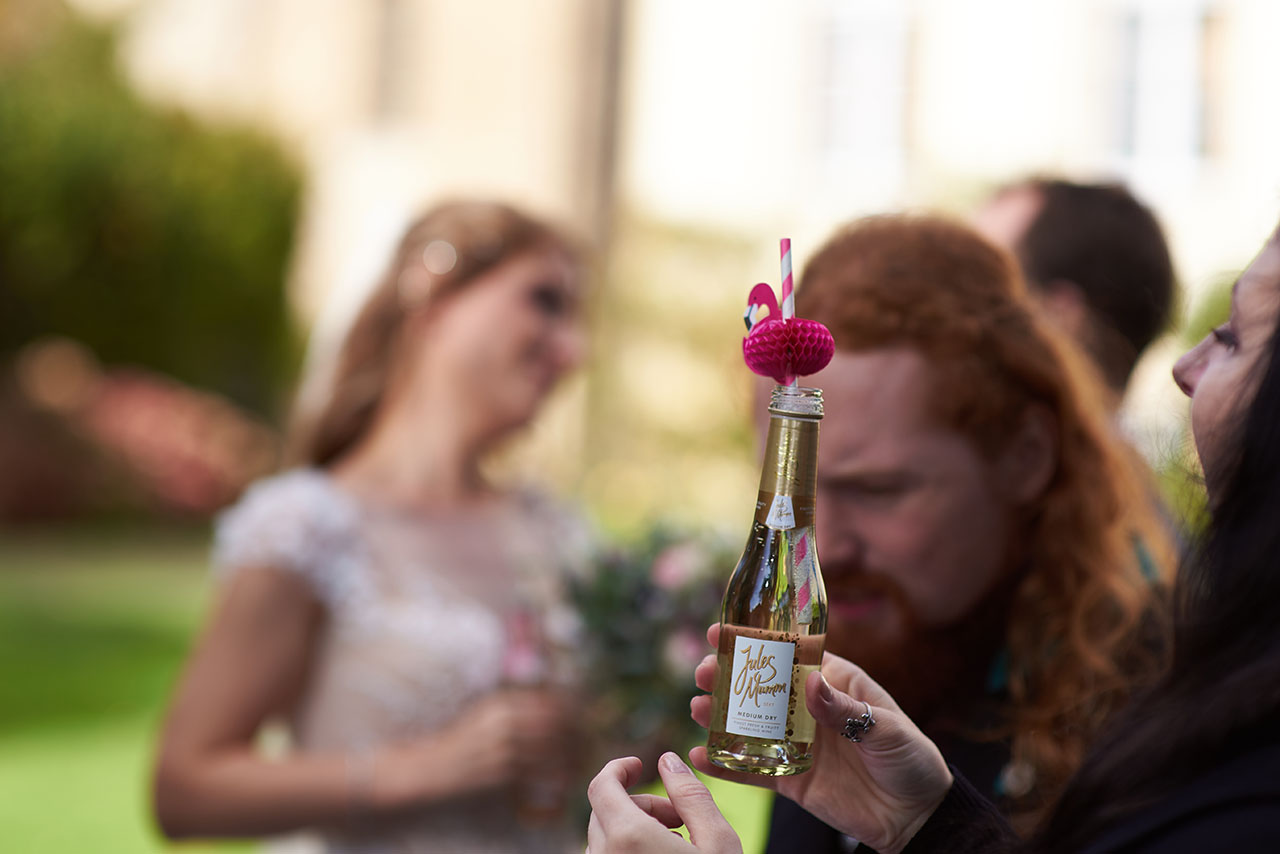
xmin=907 ymin=736 xmax=1280 ymax=853
xmin=765 ymin=737 xmax=1280 ymax=853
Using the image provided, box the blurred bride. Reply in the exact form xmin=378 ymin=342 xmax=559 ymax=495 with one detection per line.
xmin=153 ymin=200 xmax=593 ymax=853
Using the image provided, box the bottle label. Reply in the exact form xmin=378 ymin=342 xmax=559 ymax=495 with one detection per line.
xmin=725 ymin=635 xmax=795 ymax=739
xmin=765 ymin=494 xmax=795 ymax=530
xmin=756 ymin=491 xmax=814 ymax=529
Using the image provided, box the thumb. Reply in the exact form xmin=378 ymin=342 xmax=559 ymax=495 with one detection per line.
xmin=807 ymin=671 xmax=875 ymax=736
xmin=656 ymin=752 xmax=742 ymax=853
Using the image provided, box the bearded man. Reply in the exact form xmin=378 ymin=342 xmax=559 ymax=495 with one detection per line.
xmin=763 ymin=216 xmax=1173 ymax=852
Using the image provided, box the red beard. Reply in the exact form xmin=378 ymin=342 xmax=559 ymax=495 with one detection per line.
xmin=823 ymin=571 xmax=1017 ymax=728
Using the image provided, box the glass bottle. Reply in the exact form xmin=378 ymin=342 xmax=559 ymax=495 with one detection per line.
xmin=706 ymin=385 xmax=828 ymax=776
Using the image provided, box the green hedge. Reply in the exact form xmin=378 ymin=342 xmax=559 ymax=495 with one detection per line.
xmin=0 ymin=10 xmax=302 ymax=417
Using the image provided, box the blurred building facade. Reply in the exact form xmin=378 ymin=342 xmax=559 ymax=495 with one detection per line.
xmin=621 ymin=0 xmax=1280 ymax=461
xmin=68 ymin=0 xmax=1280 ymax=528
xmin=103 ymin=0 xmax=623 ymax=378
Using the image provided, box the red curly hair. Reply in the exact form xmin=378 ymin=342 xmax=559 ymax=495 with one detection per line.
xmin=799 ymin=215 xmax=1174 ymax=821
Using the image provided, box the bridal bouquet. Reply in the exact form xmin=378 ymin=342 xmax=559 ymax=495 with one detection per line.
xmin=571 ymin=526 xmax=734 ymax=752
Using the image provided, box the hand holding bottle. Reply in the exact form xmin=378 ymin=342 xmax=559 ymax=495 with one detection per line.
xmin=693 ymin=624 xmax=952 ymax=854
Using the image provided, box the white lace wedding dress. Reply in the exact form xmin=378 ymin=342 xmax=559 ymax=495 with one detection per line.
xmin=212 ymin=468 xmax=591 ymax=854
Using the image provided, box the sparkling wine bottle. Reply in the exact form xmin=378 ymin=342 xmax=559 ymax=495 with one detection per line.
xmin=707 ymin=384 xmax=828 ymax=776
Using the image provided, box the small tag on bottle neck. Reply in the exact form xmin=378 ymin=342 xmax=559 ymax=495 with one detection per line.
xmin=766 ymin=495 xmax=795 ymax=530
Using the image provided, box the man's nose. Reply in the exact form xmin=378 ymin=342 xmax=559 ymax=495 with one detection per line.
xmin=816 ymin=517 xmax=861 ymax=578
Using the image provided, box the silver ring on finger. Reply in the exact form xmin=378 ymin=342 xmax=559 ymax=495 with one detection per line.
xmin=841 ymin=701 xmax=876 ymax=742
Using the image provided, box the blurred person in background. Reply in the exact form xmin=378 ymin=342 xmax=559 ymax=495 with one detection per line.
xmin=755 ymin=216 xmax=1175 ymax=851
xmin=586 ymin=216 xmax=1280 ymax=854
xmin=973 ymin=178 xmax=1176 ymax=412
xmin=153 ymin=200 xmax=593 ymax=853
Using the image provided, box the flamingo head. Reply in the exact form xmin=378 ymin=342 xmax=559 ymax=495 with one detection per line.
xmin=744 ymin=283 xmax=781 ymax=331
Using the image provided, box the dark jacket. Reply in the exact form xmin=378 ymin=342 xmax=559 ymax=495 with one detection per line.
xmin=902 ymin=736 xmax=1280 ymax=854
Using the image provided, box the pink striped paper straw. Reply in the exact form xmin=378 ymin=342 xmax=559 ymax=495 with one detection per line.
xmin=780 ymin=238 xmax=797 ymax=387
xmin=780 ymin=238 xmax=795 ymax=320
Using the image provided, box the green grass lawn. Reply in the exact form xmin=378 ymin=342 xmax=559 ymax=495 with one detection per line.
xmin=0 ymin=526 xmax=246 ymax=853
xmin=0 ymin=526 xmax=773 ymax=853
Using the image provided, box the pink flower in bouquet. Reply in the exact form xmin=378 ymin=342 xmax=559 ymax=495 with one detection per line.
xmin=663 ymin=627 xmax=707 ymax=679
xmin=651 ymin=543 xmax=705 ymax=591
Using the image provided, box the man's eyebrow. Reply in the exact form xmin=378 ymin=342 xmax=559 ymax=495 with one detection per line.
xmin=820 ymin=468 xmax=917 ymax=483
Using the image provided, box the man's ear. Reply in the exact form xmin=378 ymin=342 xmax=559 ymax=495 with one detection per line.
xmin=996 ymin=405 xmax=1057 ymax=505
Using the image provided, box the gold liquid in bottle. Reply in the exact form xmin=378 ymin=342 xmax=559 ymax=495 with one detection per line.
xmin=707 ymin=386 xmax=828 ymax=776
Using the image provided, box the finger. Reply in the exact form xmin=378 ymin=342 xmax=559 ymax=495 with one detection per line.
xmin=587 ymin=810 xmax=604 ymax=853
xmin=587 ymin=756 xmax=647 ymax=833
xmin=818 ymin=653 xmax=903 ymax=714
xmin=687 ymin=746 xmax=780 ymax=793
xmin=690 ymin=694 xmax=711 ymax=729
xmin=512 ymin=720 xmax=569 ymax=752
xmin=516 ymin=698 xmax=585 ymax=735
xmin=806 ymin=671 xmax=891 ymax=743
xmin=656 ymin=752 xmax=742 ymax=851
xmin=705 ymin=623 xmax=721 ymax=649
xmin=694 ymin=653 xmax=718 ymax=692
xmin=630 ymin=793 xmax=683 ymax=829
xmin=517 ymin=693 xmax=568 ymax=717
xmin=517 ymin=745 xmax=577 ymax=776
xmin=516 ymin=706 xmax=573 ymax=734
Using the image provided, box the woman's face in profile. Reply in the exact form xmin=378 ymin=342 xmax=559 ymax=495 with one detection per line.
xmin=1174 ymin=236 xmax=1280 ymax=492
xmin=414 ymin=244 xmax=586 ymax=438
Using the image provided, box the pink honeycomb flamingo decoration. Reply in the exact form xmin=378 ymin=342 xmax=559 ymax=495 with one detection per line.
xmin=742 ymin=281 xmax=835 ymax=385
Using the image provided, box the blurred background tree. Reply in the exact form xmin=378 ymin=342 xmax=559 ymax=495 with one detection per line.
xmin=0 ymin=2 xmax=301 ymax=419
xmin=0 ymin=2 xmax=300 ymax=522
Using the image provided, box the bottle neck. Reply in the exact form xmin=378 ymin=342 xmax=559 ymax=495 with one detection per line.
xmin=755 ymin=411 xmax=819 ymax=530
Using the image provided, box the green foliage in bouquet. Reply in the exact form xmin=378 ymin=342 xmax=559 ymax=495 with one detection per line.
xmin=0 ymin=9 xmax=302 ymax=418
xmin=571 ymin=526 xmax=736 ymax=753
